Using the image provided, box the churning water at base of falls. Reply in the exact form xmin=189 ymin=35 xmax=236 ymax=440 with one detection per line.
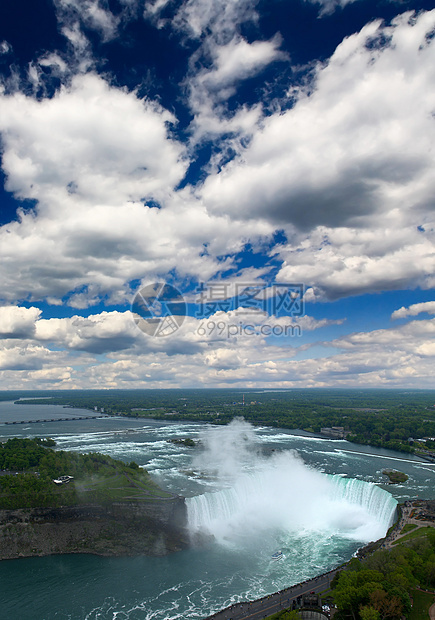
xmin=1 ymin=405 xmax=434 ymax=620
xmin=186 ymin=467 xmax=398 ymax=547
xmin=186 ymin=420 xmax=397 ymax=548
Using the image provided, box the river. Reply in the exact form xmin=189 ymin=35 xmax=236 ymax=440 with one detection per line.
xmin=1 ymin=401 xmax=434 ymax=620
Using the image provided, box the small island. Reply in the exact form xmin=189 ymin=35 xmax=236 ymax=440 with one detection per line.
xmin=168 ymin=437 xmax=197 ymax=447
xmin=0 ymin=437 xmax=188 ymax=560
xmin=382 ymin=469 xmax=409 ymax=484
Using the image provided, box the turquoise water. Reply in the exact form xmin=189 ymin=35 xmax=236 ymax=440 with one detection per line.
xmin=1 ymin=402 xmax=434 ymax=619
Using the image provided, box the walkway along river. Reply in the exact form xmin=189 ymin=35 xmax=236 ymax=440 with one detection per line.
xmin=203 ymin=568 xmax=338 ymax=620
xmin=203 ymin=499 xmax=435 ymax=620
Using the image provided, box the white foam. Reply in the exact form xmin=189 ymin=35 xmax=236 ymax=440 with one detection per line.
xmin=186 ymin=420 xmax=397 ymax=546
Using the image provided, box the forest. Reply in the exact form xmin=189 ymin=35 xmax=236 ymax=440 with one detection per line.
xmin=12 ymin=388 xmax=435 ymax=454
xmin=330 ymin=527 xmax=435 ymax=620
xmin=0 ymin=437 xmax=163 ymax=509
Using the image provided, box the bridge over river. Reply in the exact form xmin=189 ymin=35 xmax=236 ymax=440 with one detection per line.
xmin=4 ymin=415 xmax=106 ymax=425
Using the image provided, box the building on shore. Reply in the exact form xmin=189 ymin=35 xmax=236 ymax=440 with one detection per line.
xmin=320 ymin=427 xmax=350 ymax=439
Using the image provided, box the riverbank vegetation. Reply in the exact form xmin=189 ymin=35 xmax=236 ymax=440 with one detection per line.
xmin=0 ymin=437 xmax=170 ymax=509
xmin=330 ymin=527 xmax=435 ymax=619
xmin=12 ymin=388 xmax=435 ymax=454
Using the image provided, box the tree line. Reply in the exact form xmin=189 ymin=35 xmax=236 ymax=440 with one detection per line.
xmin=13 ymin=388 xmax=435 ymax=454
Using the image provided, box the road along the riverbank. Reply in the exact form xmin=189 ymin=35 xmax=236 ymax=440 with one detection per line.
xmin=202 ymin=568 xmax=338 ymax=620
xmin=203 ymin=499 xmax=435 ymax=620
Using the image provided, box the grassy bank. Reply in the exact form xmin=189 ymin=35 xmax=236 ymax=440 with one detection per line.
xmin=409 ymin=589 xmax=434 ymax=620
xmin=0 ymin=437 xmax=171 ymax=509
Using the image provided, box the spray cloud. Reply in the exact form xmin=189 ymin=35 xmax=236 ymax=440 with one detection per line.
xmin=187 ymin=419 xmax=397 ymax=546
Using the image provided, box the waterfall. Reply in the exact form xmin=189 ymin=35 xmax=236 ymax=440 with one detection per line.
xmin=186 ymin=455 xmax=397 ymax=545
xmin=186 ymin=420 xmax=397 ymax=546
xmin=329 ymin=475 xmax=397 ymax=533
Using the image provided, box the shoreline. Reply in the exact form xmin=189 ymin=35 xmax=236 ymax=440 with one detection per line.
xmin=202 ymin=499 xmax=435 ymax=620
xmin=2 ymin=399 xmax=434 ymax=465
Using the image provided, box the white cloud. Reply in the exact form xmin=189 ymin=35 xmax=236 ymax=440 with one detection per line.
xmin=170 ymin=0 xmax=285 ymax=142
xmin=0 ymin=74 xmax=261 ymax=303
xmin=0 ymin=306 xmax=41 ymax=338
xmin=275 ymin=224 xmax=435 ymax=299
xmin=392 ymin=301 xmax=435 ymax=320
xmin=197 ymin=10 xmax=435 ymax=298
xmin=0 ymin=342 xmax=62 ymax=372
xmin=143 ymin=0 xmax=171 ymax=23
xmin=38 ymin=53 xmax=69 ymax=75
xmin=35 ymin=311 xmax=138 ymax=354
xmin=0 ymin=305 xmax=435 ymax=389
xmin=173 ymin=0 xmax=260 ymax=41
xmin=184 ymin=34 xmax=285 ymax=141
xmin=201 ymin=12 xmax=435 ymax=227
xmin=199 ymin=36 xmax=284 ymax=98
xmin=55 ymin=0 xmax=119 ymax=41
xmin=0 ymin=304 xmax=341 ymax=387
xmin=305 ymin=0 xmax=357 ymax=17
xmin=0 ymin=73 xmax=186 ymax=206
xmin=0 ymin=41 xmax=12 ymax=55
xmin=26 ymin=366 xmax=73 ymax=383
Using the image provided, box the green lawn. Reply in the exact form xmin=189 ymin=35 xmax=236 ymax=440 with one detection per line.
xmin=74 ymin=472 xmax=173 ymax=503
xmin=392 ymin=526 xmax=434 ymax=545
xmin=409 ymin=588 xmax=434 ymax=620
xmin=0 ymin=469 xmax=173 ymax=508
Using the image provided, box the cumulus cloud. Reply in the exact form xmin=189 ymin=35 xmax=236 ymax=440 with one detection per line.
xmin=201 ymin=11 xmax=435 ymax=228
xmin=196 ymin=10 xmax=435 ymax=298
xmin=0 ymin=73 xmax=186 ymax=205
xmin=35 ymin=311 xmax=138 ymax=354
xmin=392 ymin=301 xmax=435 ymax=320
xmin=0 ymin=74 xmax=250 ymax=303
xmin=0 ymin=69 xmax=280 ymax=306
xmin=0 ymin=306 xmax=41 ymax=338
xmin=0 ymin=342 xmax=63 ymax=372
xmin=275 ymin=224 xmax=435 ymax=299
xmin=0 ymin=303 xmax=434 ymax=389
xmin=0 ymin=304 xmax=341 ymax=387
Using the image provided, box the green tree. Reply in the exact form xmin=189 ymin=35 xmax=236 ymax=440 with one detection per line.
xmin=360 ymin=606 xmax=380 ymax=620
xmin=369 ymin=589 xmax=403 ymax=620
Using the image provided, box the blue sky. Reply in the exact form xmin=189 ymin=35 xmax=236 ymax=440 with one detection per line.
xmin=0 ymin=0 xmax=434 ymax=389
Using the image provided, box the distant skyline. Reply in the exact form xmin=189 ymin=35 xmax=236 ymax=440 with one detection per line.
xmin=0 ymin=0 xmax=434 ymax=389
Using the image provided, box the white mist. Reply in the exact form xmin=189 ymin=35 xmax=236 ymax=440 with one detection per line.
xmin=186 ymin=419 xmax=397 ymax=546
